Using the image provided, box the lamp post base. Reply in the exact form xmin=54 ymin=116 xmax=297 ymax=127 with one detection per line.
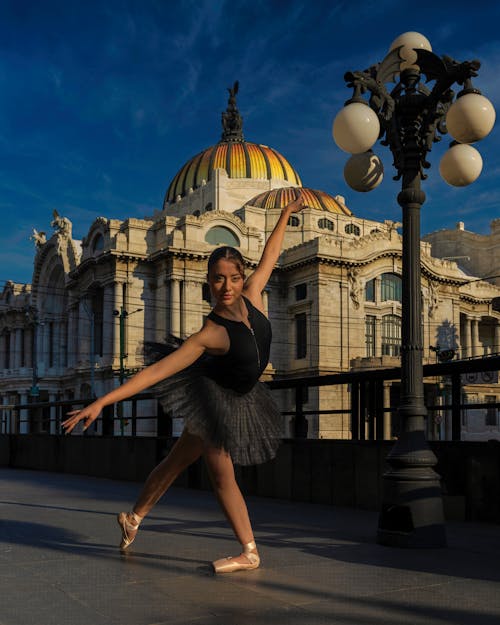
xmin=377 ymin=433 xmax=447 ymax=548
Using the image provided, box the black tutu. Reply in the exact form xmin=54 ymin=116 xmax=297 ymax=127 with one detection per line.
xmin=145 ymin=341 xmax=282 ymax=466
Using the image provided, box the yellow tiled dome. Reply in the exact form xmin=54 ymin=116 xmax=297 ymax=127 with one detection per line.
xmin=164 ymin=141 xmax=302 ymax=205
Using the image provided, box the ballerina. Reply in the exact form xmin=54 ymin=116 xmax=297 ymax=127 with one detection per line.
xmin=63 ymin=192 xmax=305 ymax=573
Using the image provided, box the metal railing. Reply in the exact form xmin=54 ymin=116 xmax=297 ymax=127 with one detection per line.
xmin=1 ymin=355 xmax=499 ymax=441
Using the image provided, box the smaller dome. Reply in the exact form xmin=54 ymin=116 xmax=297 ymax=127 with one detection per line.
xmin=247 ymin=187 xmax=352 ymax=215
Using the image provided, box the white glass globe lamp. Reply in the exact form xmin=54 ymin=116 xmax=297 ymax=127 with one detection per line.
xmin=446 ymin=93 xmax=496 ymax=144
xmin=389 ymin=31 xmax=432 ymax=71
xmin=439 ymin=144 xmax=483 ymax=187
xmin=332 ymin=102 xmax=380 ymax=154
xmin=344 ymin=151 xmax=384 ymax=192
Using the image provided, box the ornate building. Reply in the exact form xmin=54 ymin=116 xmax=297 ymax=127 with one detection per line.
xmin=1 ymin=86 xmax=500 ymax=440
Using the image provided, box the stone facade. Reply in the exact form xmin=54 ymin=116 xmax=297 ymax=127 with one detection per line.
xmin=423 ymin=219 xmax=500 ymax=287
xmin=1 ymin=112 xmax=500 ymax=441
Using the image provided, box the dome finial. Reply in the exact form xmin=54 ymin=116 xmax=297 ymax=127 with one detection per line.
xmin=221 ymin=80 xmax=244 ymax=142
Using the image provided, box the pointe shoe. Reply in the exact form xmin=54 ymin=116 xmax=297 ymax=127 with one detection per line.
xmin=212 ymin=540 xmax=260 ymax=574
xmin=117 ymin=511 xmax=142 ymax=550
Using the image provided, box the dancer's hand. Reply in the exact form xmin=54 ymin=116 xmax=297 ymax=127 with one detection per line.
xmin=286 ymin=192 xmax=305 ymax=214
xmin=62 ymin=399 xmax=104 ymax=434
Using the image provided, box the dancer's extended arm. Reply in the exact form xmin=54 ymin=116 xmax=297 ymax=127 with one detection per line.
xmin=62 ymin=324 xmax=222 ymax=434
xmin=244 ymin=193 xmax=304 ymax=306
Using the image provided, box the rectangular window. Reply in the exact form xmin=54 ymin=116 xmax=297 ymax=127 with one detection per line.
xmin=381 ymin=315 xmax=401 ymax=357
xmin=365 ymin=315 xmax=376 ymax=357
xmin=365 ymin=279 xmax=375 ymax=302
xmin=295 ymin=283 xmax=307 ymax=301
xmin=295 ymin=313 xmax=307 ymax=359
xmin=485 ymin=395 xmax=498 ymax=426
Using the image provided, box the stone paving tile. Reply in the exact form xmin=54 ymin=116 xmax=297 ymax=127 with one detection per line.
xmin=2 ymin=468 xmax=500 ymax=625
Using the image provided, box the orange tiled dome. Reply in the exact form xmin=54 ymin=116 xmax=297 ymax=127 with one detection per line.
xmin=247 ymin=187 xmax=352 ymax=215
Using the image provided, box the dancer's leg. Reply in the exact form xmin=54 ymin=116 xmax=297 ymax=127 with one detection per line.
xmin=134 ymin=429 xmax=204 ymax=517
xmin=204 ymin=446 xmax=259 ymax=571
xmin=118 ymin=429 xmax=203 ymax=548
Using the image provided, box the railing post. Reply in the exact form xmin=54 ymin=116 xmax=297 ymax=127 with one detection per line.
xmin=359 ymin=381 xmax=367 ymax=440
xmin=102 ymin=405 xmax=114 ymax=436
xmin=294 ymin=385 xmax=308 ymax=438
xmin=351 ymin=381 xmax=359 ymax=440
xmin=451 ymin=372 xmax=462 ymax=441
xmin=375 ymin=380 xmax=385 ymax=440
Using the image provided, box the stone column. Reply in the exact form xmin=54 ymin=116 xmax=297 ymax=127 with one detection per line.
xmin=9 ymin=330 xmax=16 ymax=369
xmin=183 ymin=281 xmax=202 ymax=336
xmin=59 ymin=319 xmax=67 ymax=368
xmin=14 ymin=328 xmax=23 ymax=369
xmin=113 ymin=283 xmax=123 ymax=368
xmin=0 ymin=332 xmax=5 ymax=369
xmin=155 ymin=277 xmax=168 ymax=342
xmin=462 ymin=316 xmax=471 ymax=359
xmin=170 ymin=278 xmax=181 ymax=338
xmin=41 ymin=320 xmax=51 ymax=372
xmin=102 ymin=283 xmax=115 ymax=366
xmin=494 ymin=322 xmax=500 ymax=354
xmin=53 ymin=322 xmax=61 ymax=369
xmin=68 ymin=304 xmax=79 ymax=367
xmin=79 ymin=300 xmax=91 ymax=363
xmin=24 ymin=327 xmax=32 ymax=368
xmin=471 ymin=318 xmax=480 ymax=358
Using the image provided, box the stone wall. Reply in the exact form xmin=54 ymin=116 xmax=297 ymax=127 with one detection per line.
xmin=1 ymin=435 xmax=499 ymax=524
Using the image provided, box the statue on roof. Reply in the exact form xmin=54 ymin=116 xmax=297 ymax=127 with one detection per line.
xmin=51 ymin=209 xmax=72 ymax=237
xmin=221 ymin=81 xmax=244 ymax=142
xmin=30 ymin=228 xmax=47 ymax=248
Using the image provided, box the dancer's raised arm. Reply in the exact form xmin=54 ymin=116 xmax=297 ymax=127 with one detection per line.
xmin=244 ymin=192 xmax=304 ymax=306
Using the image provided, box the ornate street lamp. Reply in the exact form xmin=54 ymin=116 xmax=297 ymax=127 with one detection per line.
xmin=333 ymin=32 xmax=495 ymax=547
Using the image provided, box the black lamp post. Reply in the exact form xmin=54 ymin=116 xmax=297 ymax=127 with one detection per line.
xmin=333 ymin=32 xmax=495 ymax=547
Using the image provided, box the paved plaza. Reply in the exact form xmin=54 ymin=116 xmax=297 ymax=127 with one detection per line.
xmin=1 ymin=467 xmax=500 ymax=625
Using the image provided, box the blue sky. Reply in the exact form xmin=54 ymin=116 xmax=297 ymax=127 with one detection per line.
xmin=1 ymin=0 xmax=499 ymax=286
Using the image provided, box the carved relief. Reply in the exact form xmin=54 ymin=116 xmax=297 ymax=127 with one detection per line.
xmin=348 ymin=268 xmax=362 ymax=309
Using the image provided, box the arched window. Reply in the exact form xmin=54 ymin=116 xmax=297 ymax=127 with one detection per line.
xmin=204 ymin=226 xmax=240 ymax=247
xmin=92 ymin=233 xmax=104 ymax=253
xmin=318 ymin=218 xmax=334 ymax=231
xmin=381 ymin=273 xmax=402 ymax=302
xmin=345 ymin=223 xmax=360 ymax=236
xmin=381 ymin=314 xmax=401 ymax=356
xmin=288 ymin=215 xmax=300 ymax=227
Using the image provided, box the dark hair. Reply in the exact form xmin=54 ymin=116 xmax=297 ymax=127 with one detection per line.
xmin=207 ymin=246 xmax=246 ymax=278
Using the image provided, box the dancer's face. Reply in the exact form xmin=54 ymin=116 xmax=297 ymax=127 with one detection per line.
xmin=208 ymin=258 xmax=244 ymax=307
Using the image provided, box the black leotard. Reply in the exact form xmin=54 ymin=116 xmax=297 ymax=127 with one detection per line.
xmin=206 ymin=296 xmax=271 ymax=394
